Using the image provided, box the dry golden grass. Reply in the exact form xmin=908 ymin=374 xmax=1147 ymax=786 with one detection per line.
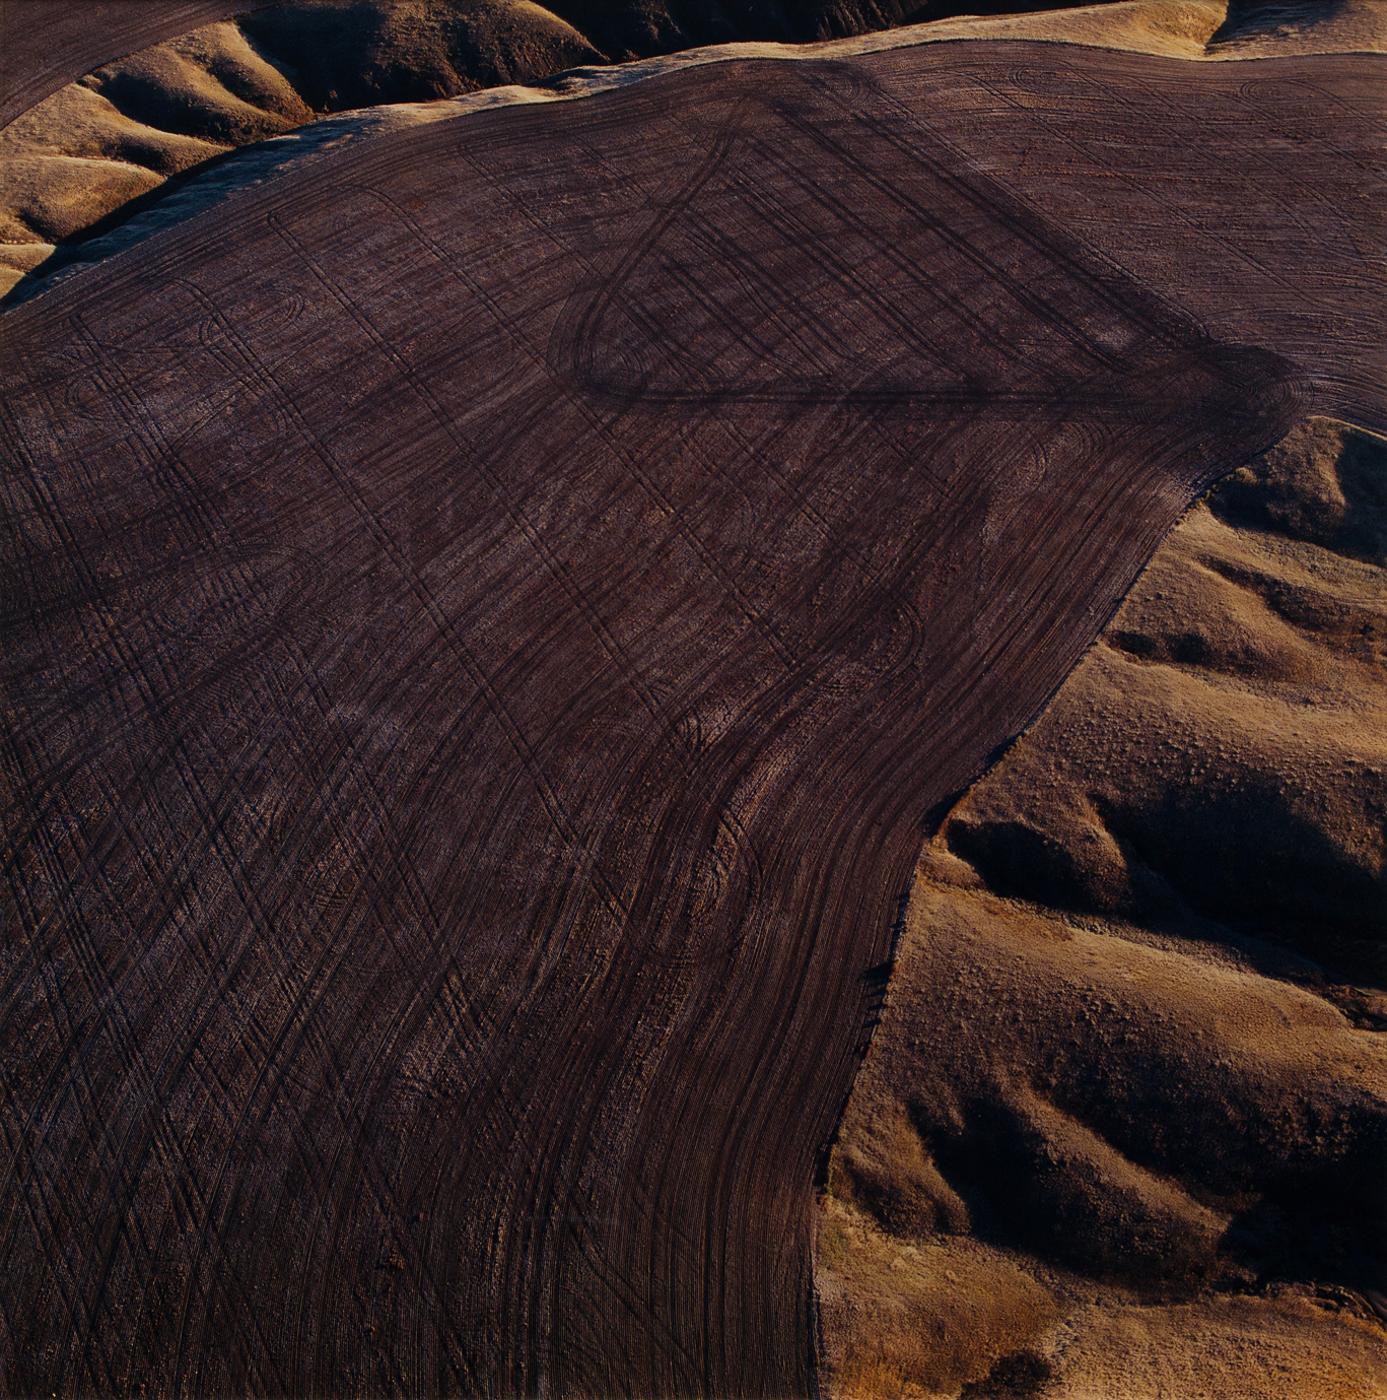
xmin=818 ymin=1197 xmax=1059 ymax=1398
xmin=1052 ymin=1295 xmax=1387 ymax=1399
xmin=818 ymin=418 xmax=1387 ymax=1398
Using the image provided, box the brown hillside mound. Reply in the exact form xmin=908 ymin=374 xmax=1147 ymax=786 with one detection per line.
xmin=0 ymin=0 xmax=1099 ymax=294
xmin=0 ymin=0 xmax=275 ymax=129
xmin=818 ymin=418 xmax=1387 ymax=1398
xmin=5 ymin=0 xmax=1385 ymax=299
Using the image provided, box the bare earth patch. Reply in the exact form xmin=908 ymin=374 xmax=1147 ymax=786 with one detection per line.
xmin=0 ymin=3 xmax=1383 ymax=1395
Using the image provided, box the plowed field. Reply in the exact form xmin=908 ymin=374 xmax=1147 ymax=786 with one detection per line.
xmin=1 ymin=40 xmax=1380 ymax=1398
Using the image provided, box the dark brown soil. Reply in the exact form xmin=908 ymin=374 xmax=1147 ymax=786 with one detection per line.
xmin=0 ymin=33 xmax=1380 ymax=1400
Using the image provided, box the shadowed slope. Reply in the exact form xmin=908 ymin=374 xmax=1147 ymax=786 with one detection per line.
xmin=1 ymin=0 xmax=1157 ymax=133
xmin=0 ymin=0 xmax=1055 ymax=297
xmin=6 ymin=0 xmax=1386 ymax=299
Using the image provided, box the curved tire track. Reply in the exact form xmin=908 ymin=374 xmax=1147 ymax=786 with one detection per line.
xmin=0 ymin=43 xmax=1377 ymax=1400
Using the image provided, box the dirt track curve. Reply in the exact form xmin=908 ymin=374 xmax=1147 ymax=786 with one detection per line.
xmin=1 ymin=39 xmax=1382 ymax=1398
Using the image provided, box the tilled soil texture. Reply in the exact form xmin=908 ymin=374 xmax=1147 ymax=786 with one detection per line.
xmin=0 ymin=43 xmax=1380 ymax=1399
xmin=0 ymin=1 xmax=1145 ymax=298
